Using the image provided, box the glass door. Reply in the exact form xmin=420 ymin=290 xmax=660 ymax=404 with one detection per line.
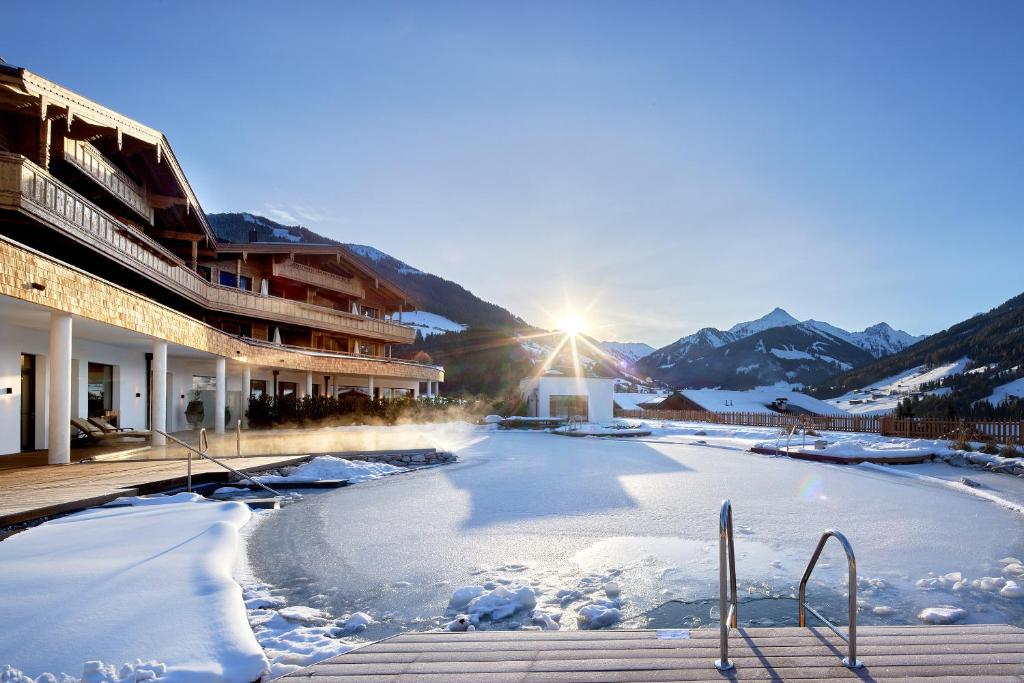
xmin=20 ymin=354 xmax=35 ymax=451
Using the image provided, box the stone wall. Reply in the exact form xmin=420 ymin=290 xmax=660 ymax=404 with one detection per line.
xmin=0 ymin=235 xmax=442 ymax=382
xmin=340 ymin=450 xmax=457 ymax=467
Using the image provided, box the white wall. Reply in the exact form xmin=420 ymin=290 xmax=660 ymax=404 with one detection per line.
xmin=520 ymin=376 xmax=616 ymax=423
xmin=0 ymin=324 xmax=148 ymax=457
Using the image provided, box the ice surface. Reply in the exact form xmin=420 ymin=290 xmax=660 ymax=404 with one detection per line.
xmin=245 ymin=424 xmax=1024 ymax=642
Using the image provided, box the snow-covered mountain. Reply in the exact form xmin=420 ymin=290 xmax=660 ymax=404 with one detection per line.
xmin=598 ymin=341 xmax=655 ymax=363
xmin=727 ymin=307 xmax=800 ymax=337
xmin=639 ymin=308 xmax=923 ymax=390
xmin=400 ymin=311 xmax=466 ymax=337
xmin=803 ymin=320 xmax=922 ymax=359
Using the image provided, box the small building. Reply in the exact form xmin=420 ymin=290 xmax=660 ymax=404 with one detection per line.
xmin=637 ymin=393 xmax=702 ymax=411
xmin=519 ymin=373 xmax=616 ymax=423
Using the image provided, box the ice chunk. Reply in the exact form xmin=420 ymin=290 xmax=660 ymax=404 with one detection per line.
xmin=449 ymin=585 xmax=486 ymax=609
xmin=338 ymin=612 xmax=373 ymax=633
xmin=872 ymin=605 xmax=894 ymax=616
xmin=277 ymin=605 xmax=329 ymax=624
xmin=577 ymin=602 xmax=622 ymax=629
xmin=917 ymin=606 xmax=967 ymax=624
xmin=1000 ymin=581 xmax=1024 ymax=599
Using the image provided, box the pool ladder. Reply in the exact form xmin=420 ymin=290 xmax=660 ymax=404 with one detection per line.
xmin=715 ymin=499 xmax=862 ymax=671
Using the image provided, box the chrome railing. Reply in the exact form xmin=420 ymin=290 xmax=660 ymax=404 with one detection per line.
xmin=799 ymin=530 xmax=862 ymax=669
xmin=155 ymin=427 xmax=280 ymax=498
xmin=715 ymin=499 xmax=738 ymax=671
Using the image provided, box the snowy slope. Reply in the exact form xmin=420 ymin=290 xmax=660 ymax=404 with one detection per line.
xmin=401 ymin=311 xmax=467 ymax=337
xmin=980 ymin=378 xmax=1024 ymax=407
xmin=598 ymin=341 xmax=655 ymax=363
xmin=827 ymin=358 xmax=973 ymax=414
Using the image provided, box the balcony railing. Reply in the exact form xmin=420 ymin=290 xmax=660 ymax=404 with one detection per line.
xmin=272 ymin=258 xmax=365 ymax=298
xmin=60 ymin=138 xmax=154 ymax=223
xmin=0 ymin=153 xmax=415 ymax=344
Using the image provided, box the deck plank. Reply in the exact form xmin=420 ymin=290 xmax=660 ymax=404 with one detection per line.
xmin=281 ymin=625 xmax=1024 ymax=682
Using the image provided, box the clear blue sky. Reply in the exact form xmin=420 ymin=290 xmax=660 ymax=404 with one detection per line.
xmin=7 ymin=1 xmax=1023 ymax=346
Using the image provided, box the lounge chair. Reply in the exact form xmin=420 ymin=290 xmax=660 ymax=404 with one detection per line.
xmin=88 ymin=416 xmax=152 ymax=438
xmin=70 ymin=417 xmax=148 ymax=443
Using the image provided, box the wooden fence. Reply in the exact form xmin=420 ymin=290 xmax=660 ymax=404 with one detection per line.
xmin=615 ymin=409 xmax=1023 ymax=445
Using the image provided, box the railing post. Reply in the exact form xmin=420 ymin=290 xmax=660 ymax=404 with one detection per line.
xmin=715 ymin=499 xmax=737 ymax=671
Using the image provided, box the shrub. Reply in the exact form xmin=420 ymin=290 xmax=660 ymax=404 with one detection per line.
xmin=979 ymin=439 xmax=1000 ymax=455
xmin=1000 ymin=442 xmax=1021 ymax=458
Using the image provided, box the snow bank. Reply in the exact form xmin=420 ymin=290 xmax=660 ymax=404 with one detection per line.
xmin=858 ymin=462 xmax=1024 ymax=515
xmin=2 ymin=661 xmax=168 ymax=683
xmin=0 ymin=496 xmax=266 ymax=683
xmin=254 ymin=456 xmax=406 ymax=484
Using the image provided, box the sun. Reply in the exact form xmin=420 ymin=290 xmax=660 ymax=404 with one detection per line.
xmin=558 ymin=314 xmax=588 ymax=337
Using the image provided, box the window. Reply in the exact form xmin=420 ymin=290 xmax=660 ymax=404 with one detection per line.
xmin=278 ymin=381 xmax=297 ymax=397
xmin=312 ymin=384 xmax=321 ymax=397
xmin=192 ymin=375 xmax=217 ymax=391
xmin=87 ymin=363 xmax=114 ymax=418
xmin=549 ymin=395 xmax=588 ymax=419
xmin=419 ymin=382 xmax=429 ymax=395
xmin=239 ymin=275 xmax=252 ymax=291
xmin=360 ymin=305 xmax=379 ymax=319
xmin=219 ymin=271 xmax=238 ymax=287
xmin=383 ymin=387 xmax=414 ymax=399
xmin=250 ymin=380 xmax=267 ymax=398
xmin=359 ymin=341 xmax=377 ymax=356
xmin=196 ymin=265 xmax=212 ymax=281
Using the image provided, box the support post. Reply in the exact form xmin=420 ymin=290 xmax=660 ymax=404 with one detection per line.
xmin=368 ymin=376 xmax=375 ymax=400
xmin=306 ymin=370 xmax=314 ymax=398
xmin=241 ymin=365 xmax=251 ymax=429
xmin=152 ymin=340 xmax=167 ymax=446
xmin=47 ymin=312 xmax=72 ymax=465
xmin=215 ymin=357 xmax=226 ymax=434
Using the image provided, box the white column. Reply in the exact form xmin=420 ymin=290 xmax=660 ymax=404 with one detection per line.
xmin=241 ymin=365 xmax=251 ymax=429
xmin=433 ymin=381 xmax=440 ymax=398
xmin=48 ymin=312 xmax=72 ymax=465
xmin=151 ymin=340 xmax=167 ymax=446
xmin=215 ymin=357 xmax=226 ymax=434
xmin=305 ymin=370 xmax=314 ymax=397
xmin=413 ymin=383 xmax=420 ymax=399
xmin=368 ymin=375 xmax=375 ymax=399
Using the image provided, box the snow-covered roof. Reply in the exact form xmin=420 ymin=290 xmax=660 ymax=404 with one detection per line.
xmin=680 ymin=387 xmax=847 ymax=416
xmin=612 ymin=392 xmax=667 ymax=411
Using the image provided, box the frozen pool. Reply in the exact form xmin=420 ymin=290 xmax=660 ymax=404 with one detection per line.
xmin=244 ymin=424 xmax=1024 ymax=642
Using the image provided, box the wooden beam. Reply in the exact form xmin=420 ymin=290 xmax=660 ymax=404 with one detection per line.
xmin=149 ymin=193 xmax=188 ymax=210
xmin=149 ymin=228 xmax=203 ymax=242
xmin=190 ymin=241 xmax=198 ymax=270
xmin=38 ymin=96 xmax=50 ymax=169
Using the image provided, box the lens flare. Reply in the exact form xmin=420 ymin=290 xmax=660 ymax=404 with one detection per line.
xmin=799 ymin=473 xmax=827 ymax=501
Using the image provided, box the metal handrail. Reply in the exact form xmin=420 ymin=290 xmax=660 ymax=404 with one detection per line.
xmin=798 ymin=530 xmax=862 ymax=669
xmin=715 ymin=499 xmax=738 ymax=671
xmin=154 ymin=428 xmax=281 ymax=498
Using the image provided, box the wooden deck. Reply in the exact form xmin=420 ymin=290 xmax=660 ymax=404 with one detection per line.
xmin=0 ymin=451 xmax=314 ymax=526
xmin=281 ymin=625 xmax=1024 ymax=682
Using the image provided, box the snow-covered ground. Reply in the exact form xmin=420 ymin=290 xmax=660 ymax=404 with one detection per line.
xmin=398 ymin=311 xmax=466 ymax=337
xmin=828 ymin=358 xmax=972 ymax=414
xmin=0 ymin=494 xmax=266 ymax=683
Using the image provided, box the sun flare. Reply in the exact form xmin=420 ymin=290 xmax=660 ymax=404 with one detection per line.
xmin=558 ymin=315 xmax=588 ymax=337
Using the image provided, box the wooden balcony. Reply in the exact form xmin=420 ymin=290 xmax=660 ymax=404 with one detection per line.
xmin=272 ymin=258 xmax=365 ymax=298
xmin=0 ymin=153 xmax=415 ymax=345
xmin=60 ymin=138 xmax=154 ymax=223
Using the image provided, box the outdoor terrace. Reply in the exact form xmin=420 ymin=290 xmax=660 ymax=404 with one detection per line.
xmin=0 ymin=152 xmax=415 ymax=344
